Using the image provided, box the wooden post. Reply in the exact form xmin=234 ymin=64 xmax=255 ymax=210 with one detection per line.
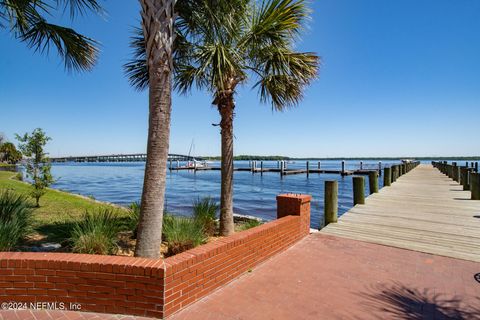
xmin=176 ymin=160 xmax=180 ymax=169
xmin=391 ymin=165 xmax=397 ymax=182
xmin=455 ymin=166 xmax=461 ymax=183
xmin=318 ymin=161 xmax=321 ymax=170
xmin=471 ymin=173 xmax=480 ymax=200
xmin=306 ymin=161 xmax=310 ymax=177
xmin=476 ymin=162 xmax=479 ymax=173
xmin=341 ymin=161 xmax=346 ymax=175
xmin=281 ymin=161 xmax=285 ymax=176
xmin=169 ymin=160 xmax=172 ymax=170
xmin=369 ymin=171 xmax=379 ymax=194
xmin=384 ymin=167 xmax=392 ymax=186
xmin=452 ymin=163 xmax=458 ymax=182
xmin=460 ymin=167 xmax=470 ymax=191
xmin=261 ymin=161 xmax=264 ymax=176
xmin=360 ymin=161 xmax=363 ymax=170
xmin=378 ymin=161 xmax=382 ymax=176
xmin=353 ymin=176 xmax=365 ymax=205
xmin=324 ymin=181 xmax=338 ymax=226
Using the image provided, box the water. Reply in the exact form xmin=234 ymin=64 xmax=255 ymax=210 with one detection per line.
xmin=48 ymin=159 xmax=421 ymax=229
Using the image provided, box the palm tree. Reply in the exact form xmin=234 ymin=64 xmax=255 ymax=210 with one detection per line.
xmin=126 ymin=0 xmax=319 ymax=238
xmin=1 ymin=0 xmax=102 ymax=71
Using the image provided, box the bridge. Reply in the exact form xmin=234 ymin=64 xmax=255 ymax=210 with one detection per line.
xmin=50 ymin=153 xmax=203 ymax=163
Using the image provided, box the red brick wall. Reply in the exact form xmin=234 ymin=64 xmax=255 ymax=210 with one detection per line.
xmin=0 ymin=194 xmax=311 ymax=319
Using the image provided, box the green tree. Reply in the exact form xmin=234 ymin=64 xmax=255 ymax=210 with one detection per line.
xmin=0 ymin=142 xmax=22 ymax=164
xmin=125 ymin=0 xmax=319 ymax=236
xmin=16 ymin=128 xmax=54 ymax=207
xmin=1 ymin=0 xmax=102 ymax=71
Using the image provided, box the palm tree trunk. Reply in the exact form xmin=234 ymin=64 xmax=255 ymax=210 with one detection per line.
xmin=135 ymin=0 xmax=175 ymax=258
xmin=218 ymin=95 xmax=235 ymax=236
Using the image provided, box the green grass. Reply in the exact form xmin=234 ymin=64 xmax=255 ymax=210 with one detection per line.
xmin=0 ymin=171 xmax=128 ymax=243
xmin=0 ymin=163 xmax=17 ymax=167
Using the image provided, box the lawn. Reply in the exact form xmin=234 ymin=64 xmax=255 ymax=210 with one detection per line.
xmin=0 ymin=171 xmax=128 ymax=243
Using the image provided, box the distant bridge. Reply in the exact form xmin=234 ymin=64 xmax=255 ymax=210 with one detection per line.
xmin=50 ymin=153 xmax=204 ymax=163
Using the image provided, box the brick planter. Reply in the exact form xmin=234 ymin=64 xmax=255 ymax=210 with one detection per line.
xmin=0 ymin=194 xmax=311 ymax=319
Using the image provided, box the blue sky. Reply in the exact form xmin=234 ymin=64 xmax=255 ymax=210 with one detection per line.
xmin=1 ymin=0 xmax=479 ymax=158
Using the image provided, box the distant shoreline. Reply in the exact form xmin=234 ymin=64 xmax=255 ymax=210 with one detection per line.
xmin=201 ymin=156 xmax=480 ymax=161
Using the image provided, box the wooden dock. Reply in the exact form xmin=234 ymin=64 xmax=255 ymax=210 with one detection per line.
xmin=321 ymin=164 xmax=480 ymax=262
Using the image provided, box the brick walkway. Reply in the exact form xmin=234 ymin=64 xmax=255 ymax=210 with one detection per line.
xmin=2 ymin=233 xmax=479 ymax=319
xmin=0 ymin=310 xmax=154 ymax=319
xmin=170 ymin=234 xmax=480 ymax=320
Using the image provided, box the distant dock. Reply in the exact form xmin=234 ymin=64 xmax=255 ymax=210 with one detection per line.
xmin=170 ymin=160 xmax=384 ymax=177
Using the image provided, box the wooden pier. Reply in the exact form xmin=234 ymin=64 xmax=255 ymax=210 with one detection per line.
xmin=170 ymin=160 xmax=383 ymax=177
xmin=321 ymin=164 xmax=480 ymax=262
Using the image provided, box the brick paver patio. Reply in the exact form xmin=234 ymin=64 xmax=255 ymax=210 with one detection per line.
xmin=171 ymin=234 xmax=480 ymax=319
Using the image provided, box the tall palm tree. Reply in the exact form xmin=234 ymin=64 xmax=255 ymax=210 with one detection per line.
xmin=1 ymin=0 xmax=102 ymax=71
xmin=127 ymin=0 xmax=177 ymax=258
xmin=126 ymin=0 xmax=319 ymax=238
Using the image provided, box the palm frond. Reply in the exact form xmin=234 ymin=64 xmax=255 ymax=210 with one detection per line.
xmin=254 ymin=47 xmax=319 ymax=110
xmin=55 ymin=0 xmax=103 ymax=18
xmin=123 ymin=26 xmax=149 ymax=91
xmin=21 ymin=18 xmax=98 ymax=72
xmin=242 ymin=0 xmax=309 ymax=51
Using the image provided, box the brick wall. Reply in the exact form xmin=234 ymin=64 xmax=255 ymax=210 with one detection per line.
xmin=0 ymin=194 xmax=311 ymax=319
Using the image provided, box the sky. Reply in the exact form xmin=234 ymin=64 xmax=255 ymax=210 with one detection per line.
xmin=1 ymin=0 xmax=479 ymax=158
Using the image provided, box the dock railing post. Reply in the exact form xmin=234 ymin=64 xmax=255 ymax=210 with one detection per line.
xmin=471 ymin=173 xmax=480 ymax=200
xmin=324 ymin=180 xmax=338 ymax=226
xmin=461 ymin=167 xmax=470 ymax=191
xmin=353 ymin=176 xmax=365 ymax=205
xmin=384 ymin=167 xmax=392 ymax=186
xmin=452 ymin=162 xmax=458 ymax=182
xmin=369 ymin=171 xmax=379 ymax=194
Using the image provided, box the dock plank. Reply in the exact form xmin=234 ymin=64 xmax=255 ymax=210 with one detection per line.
xmin=321 ymin=164 xmax=480 ymax=262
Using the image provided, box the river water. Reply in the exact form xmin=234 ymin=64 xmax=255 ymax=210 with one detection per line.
xmin=48 ymin=159 xmax=428 ymax=229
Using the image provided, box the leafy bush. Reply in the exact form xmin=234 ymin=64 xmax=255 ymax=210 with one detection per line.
xmin=0 ymin=191 xmax=32 ymax=251
xmin=70 ymin=209 xmax=121 ymax=255
xmin=237 ymin=219 xmax=262 ymax=231
xmin=162 ymin=215 xmax=206 ymax=257
xmin=193 ymin=197 xmax=218 ymax=236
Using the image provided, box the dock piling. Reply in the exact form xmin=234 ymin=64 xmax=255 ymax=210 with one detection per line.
xmin=341 ymin=161 xmax=346 ymax=175
xmin=460 ymin=167 xmax=470 ymax=191
xmin=306 ymin=161 xmax=310 ymax=177
xmin=384 ymin=167 xmax=392 ymax=186
xmin=324 ymin=181 xmax=338 ymax=226
xmin=353 ymin=176 xmax=365 ymax=205
xmin=471 ymin=173 xmax=480 ymax=200
xmin=368 ymin=171 xmax=379 ymax=194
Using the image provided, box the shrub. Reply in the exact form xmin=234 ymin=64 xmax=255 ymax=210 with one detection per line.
xmin=127 ymin=201 xmax=140 ymax=238
xmin=193 ymin=197 xmax=218 ymax=236
xmin=162 ymin=215 xmax=206 ymax=257
xmin=237 ymin=219 xmax=262 ymax=231
xmin=0 ymin=191 xmax=32 ymax=251
xmin=15 ymin=172 xmax=23 ymax=181
xmin=70 ymin=209 xmax=121 ymax=255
